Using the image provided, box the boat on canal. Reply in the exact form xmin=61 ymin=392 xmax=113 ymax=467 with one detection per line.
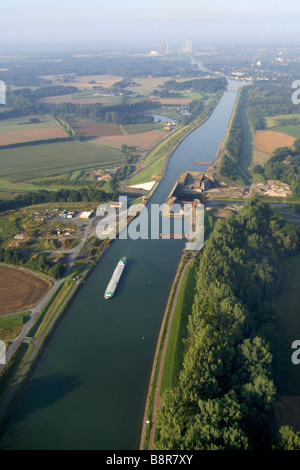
xmin=104 ymin=257 xmax=127 ymax=299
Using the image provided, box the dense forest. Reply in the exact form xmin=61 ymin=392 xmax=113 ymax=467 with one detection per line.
xmin=247 ymin=79 xmax=300 ymax=131
xmin=52 ymin=99 xmax=161 ymax=125
xmin=0 ymin=55 xmax=204 ymax=86
xmin=161 ymin=77 xmax=227 ymax=94
xmin=223 ymin=87 xmax=247 ymax=166
xmin=155 ymin=197 xmax=300 ymax=450
xmin=254 ymin=139 xmax=300 ymax=197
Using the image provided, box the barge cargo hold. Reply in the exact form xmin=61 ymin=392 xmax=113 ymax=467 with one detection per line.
xmin=104 ymin=258 xmax=127 ymax=299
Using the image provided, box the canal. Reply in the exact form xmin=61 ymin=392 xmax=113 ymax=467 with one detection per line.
xmin=0 ymin=81 xmax=242 ymax=450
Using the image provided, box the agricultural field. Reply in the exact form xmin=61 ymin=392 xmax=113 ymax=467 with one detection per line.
xmin=122 ymin=76 xmax=201 ymax=97
xmin=64 ymin=118 xmax=168 ymax=153
xmin=38 ymin=92 xmax=123 ymax=106
xmin=122 ymin=123 xmax=165 ymax=134
xmin=67 ymin=119 xmax=124 ymax=139
xmin=254 ymin=130 xmax=296 ymax=156
xmin=251 ymin=114 xmax=300 ymax=168
xmin=92 ymin=130 xmax=166 ymax=153
xmin=42 ymin=74 xmax=124 ymax=90
xmin=266 ymin=114 xmax=300 ymax=139
xmin=0 ymin=265 xmax=51 ymax=315
xmin=0 ymin=115 xmax=67 ymax=146
xmin=0 ymin=141 xmax=125 ymax=183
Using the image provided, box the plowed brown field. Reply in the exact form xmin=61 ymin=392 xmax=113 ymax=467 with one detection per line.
xmin=254 ymin=130 xmax=296 ymax=155
xmin=68 ymin=120 xmax=124 ymax=138
xmin=0 ymin=266 xmax=51 ymax=315
xmin=0 ymin=127 xmax=67 ymax=146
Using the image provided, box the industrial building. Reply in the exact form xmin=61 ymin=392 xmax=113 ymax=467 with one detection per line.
xmin=79 ymin=211 xmax=93 ymax=219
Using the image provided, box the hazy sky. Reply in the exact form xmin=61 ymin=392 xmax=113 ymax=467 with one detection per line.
xmin=1 ymin=0 xmax=300 ymax=49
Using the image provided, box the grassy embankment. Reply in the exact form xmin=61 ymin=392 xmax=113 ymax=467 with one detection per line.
xmin=128 ymin=91 xmax=224 ymax=187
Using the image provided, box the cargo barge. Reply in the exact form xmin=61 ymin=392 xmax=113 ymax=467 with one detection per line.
xmin=104 ymin=258 xmax=127 ymax=299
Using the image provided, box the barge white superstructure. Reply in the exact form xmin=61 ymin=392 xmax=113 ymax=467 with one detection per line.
xmin=104 ymin=258 xmax=127 ymax=299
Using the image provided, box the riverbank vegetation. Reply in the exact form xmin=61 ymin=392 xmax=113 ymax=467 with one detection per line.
xmin=220 ymin=87 xmax=251 ymax=185
xmin=154 ymin=197 xmax=300 ymax=450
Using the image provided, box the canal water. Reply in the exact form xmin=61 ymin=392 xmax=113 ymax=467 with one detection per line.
xmin=0 ymin=81 xmax=241 ymax=450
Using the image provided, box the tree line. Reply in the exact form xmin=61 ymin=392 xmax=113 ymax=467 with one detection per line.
xmin=223 ymin=87 xmax=247 ymax=166
xmin=0 ymin=187 xmax=112 ymax=214
xmin=161 ymin=77 xmax=227 ymax=94
xmin=155 ymin=197 xmax=300 ymax=450
xmin=0 ymin=248 xmax=65 ymax=280
xmin=51 ymin=99 xmax=161 ymax=125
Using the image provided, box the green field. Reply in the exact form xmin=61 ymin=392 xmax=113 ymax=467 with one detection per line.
xmin=122 ymin=123 xmax=165 ymax=134
xmin=0 ymin=114 xmax=61 ymax=133
xmin=266 ymin=114 xmax=300 ymax=138
xmin=0 ymin=141 xmax=125 ymax=183
xmin=273 ymin=125 xmax=300 ymax=138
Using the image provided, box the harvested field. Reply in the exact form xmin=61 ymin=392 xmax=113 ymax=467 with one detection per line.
xmin=47 ymin=74 xmax=123 ymax=89
xmin=0 ymin=265 xmax=51 ymax=315
xmin=68 ymin=120 xmax=124 ymax=139
xmin=0 ymin=115 xmax=68 ymax=146
xmin=38 ymin=95 xmax=113 ymax=105
xmin=93 ymin=130 xmax=166 ymax=152
xmin=254 ymin=130 xmax=296 ymax=155
xmin=129 ymin=76 xmax=201 ymax=96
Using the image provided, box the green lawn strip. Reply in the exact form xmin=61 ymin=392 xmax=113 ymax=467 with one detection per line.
xmin=159 ymin=261 xmax=197 ymax=394
xmin=29 ymin=278 xmax=76 ymax=339
xmin=143 ymin=125 xmax=193 ymax=168
xmin=128 ymin=156 xmax=166 ymax=186
xmin=122 ymin=123 xmax=165 ymax=134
